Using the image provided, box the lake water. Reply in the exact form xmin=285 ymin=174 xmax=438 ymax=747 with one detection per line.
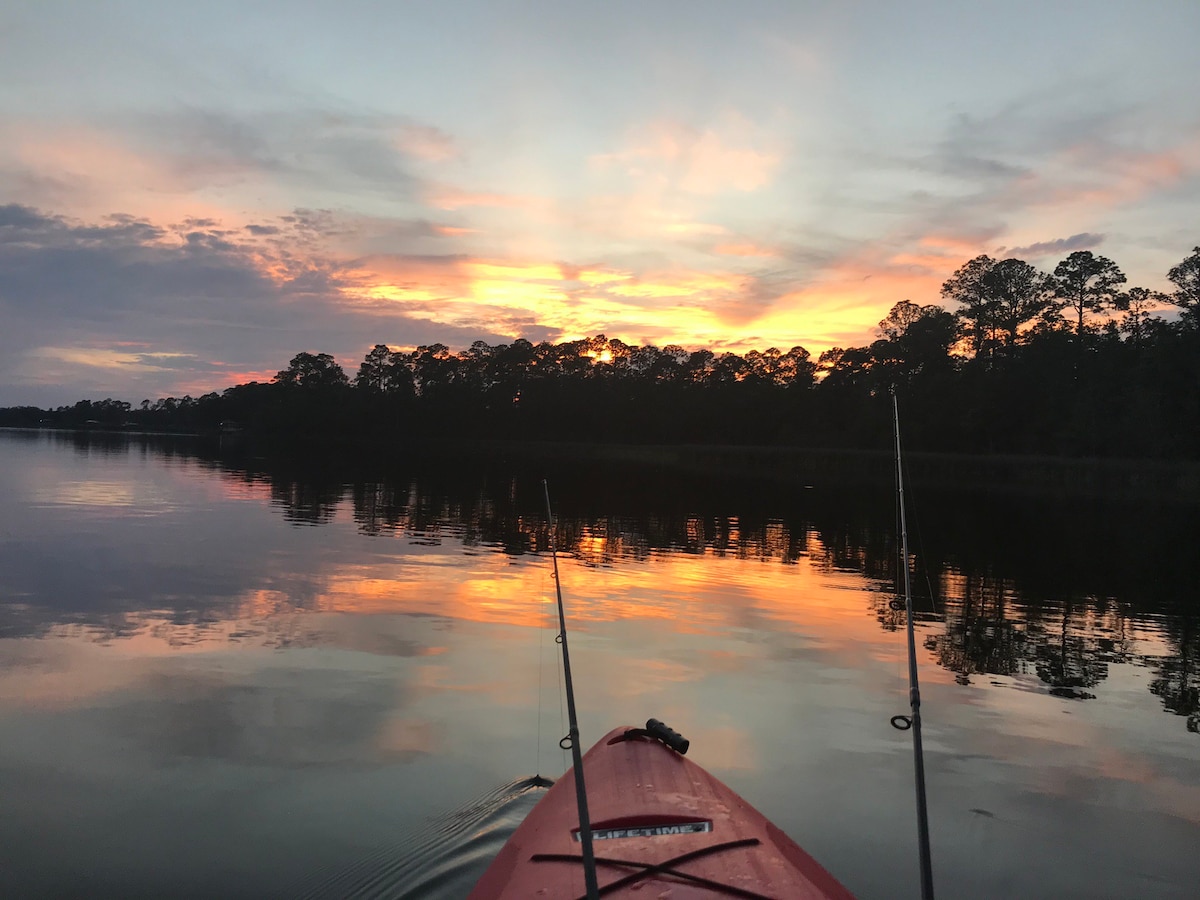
xmin=0 ymin=429 xmax=1197 ymax=899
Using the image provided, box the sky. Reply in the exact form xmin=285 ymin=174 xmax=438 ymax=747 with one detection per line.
xmin=1 ymin=0 xmax=1198 ymax=407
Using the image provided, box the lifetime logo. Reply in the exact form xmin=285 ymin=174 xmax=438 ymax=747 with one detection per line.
xmin=575 ymin=821 xmax=713 ymax=841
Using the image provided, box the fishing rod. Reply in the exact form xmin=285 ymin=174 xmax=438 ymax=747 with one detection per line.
xmin=542 ymin=480 xmax=600 ymax=900
xmin=889 ymin=391 xmax=935 ymax=900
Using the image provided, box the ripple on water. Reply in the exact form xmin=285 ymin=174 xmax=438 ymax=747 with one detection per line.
xmin=291 ymin=776 xmax=552 ymax=900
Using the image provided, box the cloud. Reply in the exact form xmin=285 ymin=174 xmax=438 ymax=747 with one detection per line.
xmin=878 ymin=98 xmax=1198 ymax=259
xmin=424 ymin=186 xmax=537 ymax=211
xmin=5 ymin=100 xmax=1191 ymax=408
xmin=395 ymin=123 xmax=459 ymax=162
xmin=713 ymin=241 xmax=779 ymax=258
xmin=432 ymin=225 xmax=478 ymax=237
xmin=1030 ymin=142 xmax=1198 ymax=210
xmin=591 ymin=117 xmax=782 ymax=195
xmin=127 ymin=108 xmax=427 ymax=198
xmin=0 ymin=109 xmax=455 ymax=222
xmin=29 ymin=346 xmax=198 ymax=374
xmin=918 ymin=229 xmax=1007 ymax=255
xmin=998 ymin=232 xmax=1106 ymax=259
xmin=0 ymin=203 xmax=47 ymax=228
xmin=0 ymin=204 xmax=514 ymax=404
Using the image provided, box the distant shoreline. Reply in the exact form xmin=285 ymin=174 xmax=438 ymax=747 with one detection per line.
xmin=0 ymin=425 xmax=203 ymax=439
xmin=5 ymin=426 xmax=1197 ymax=501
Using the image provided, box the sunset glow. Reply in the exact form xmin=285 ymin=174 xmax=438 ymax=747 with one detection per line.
xmin=1 ymin=3 xmax=1197 ymax=405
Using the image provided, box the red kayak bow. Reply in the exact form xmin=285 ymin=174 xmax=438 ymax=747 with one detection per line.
xmin=470 ymin=722 xmax=856 ymax=899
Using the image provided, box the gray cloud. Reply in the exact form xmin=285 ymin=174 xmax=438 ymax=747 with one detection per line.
xmin=0 ymin=204 xmax=514 ymax=406
xmin=998 ymin=232 xmax=1106 ymax=259
xmin=1 ymin=108 xmax=455 ymax=226
xmin=117 ymin=108 xmax=432 ymax=202
xmin=922 ymin=112 xmax=1035 ymax=183
xmin=0 ymin=204 xmax=276 ymax=323
xmin=0 ymin=203 xmax=48 ymax=228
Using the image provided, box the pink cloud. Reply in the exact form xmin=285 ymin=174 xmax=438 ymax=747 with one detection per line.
xmin=0 ymin=122 xmax=259 ymax=223
xmin=591 ymin=117 xmax=782 ymax=194
xmin=432 ymin=224 xmax=478 ymax=236
xmin=394 ymin=124 xmax=458 ymax=162
xmin=713 ymin=241 xmax=779 ymax=258
xmin=1001 ymin=135 xmax=1200 ymax=213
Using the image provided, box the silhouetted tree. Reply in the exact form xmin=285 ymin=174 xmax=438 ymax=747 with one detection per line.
xmin=782 ymin=346 xmax=818 ymax=388
xmin=685 ymin=349 xmax=715 ymax=382
xmin=869 ymin=301 xmax=957 ymax=387
xmin=941 ymin=255 xmax=999 ymax=360
xmin=876 ymin=300 xmax=926 ymax=341
xmin=1166 ymin=246 xmax=1200 ymax=329
xmin=275 ymin=352 xmax=348 ymax=389
xmin=355 ymin=344 xmax=412 ymax=395
xmin=409 ymin=344 xmax=456 ymax=396
xmin=1118 ymin=287 xmax=1167 ymax=347
xmin=10 ymin=239 xmax=1200 ymax=461
xmin=985 ymin=258 xmax=1054 ymax=352
xmin=818 ymin=346 xmax=874 ymax=391
xmin=1051 ymin=250 xmax=1127 ymax=338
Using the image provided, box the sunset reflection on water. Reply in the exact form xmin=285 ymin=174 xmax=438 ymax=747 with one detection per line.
xmin=0 ymin=430 xmax=1197 ymax=899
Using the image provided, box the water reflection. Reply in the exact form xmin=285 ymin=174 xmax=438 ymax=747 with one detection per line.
xmin=2 ymin=429 xmax=1198 ymax=735
xmin=3 ymin=430 xmax=1200 ymax=898
xmin=1148 ymin=618 xmax=1200 ymax=732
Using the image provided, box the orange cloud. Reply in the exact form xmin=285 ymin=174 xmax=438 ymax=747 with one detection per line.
xmin=663 ymin=221 xmax=729 ymax=236
xmin=172 ymin=367 xmax=279 ymax=396
xmin=888 ymin=252 xmax=971 ymax=274
xmin=577 ymin=268 xmax=632 ymax=286
xmin=753 ymin=248 xmax=950 ymax=350
xmin=343 ymin=249 xmax=766 ymax=345
xmin=467 ymin=261 xmax=565 ymax=281
xmin=26 ymin=346 xmax=203 ymax=380
xmin=609 ymin=272 xmax=748 ymax=299
xmin=336 ymin=237 xmax=929 ymax=357
xmin=432 ymin=225 xmax=478 ymax=236
xmin=918 ymin=233 xmax=994 ymax=255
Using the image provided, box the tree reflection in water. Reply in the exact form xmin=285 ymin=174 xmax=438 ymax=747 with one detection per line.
xmin=1148 ymin=617 xmax=1200 ymax=733
xmin=34 ymin=431 xmax=1200 ymax=734
xmin=224 ymin=443 xmax=1200 ymax=731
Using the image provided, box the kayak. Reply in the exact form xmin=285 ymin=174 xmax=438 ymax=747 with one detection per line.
xmin=469 ymin=720 xmax=856 ymax=899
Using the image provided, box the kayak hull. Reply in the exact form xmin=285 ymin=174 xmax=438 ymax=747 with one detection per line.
xmin=470 ymin=725 xmax=856 ymax=899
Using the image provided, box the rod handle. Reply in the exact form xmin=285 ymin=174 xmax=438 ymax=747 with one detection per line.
xmin=646 ymin=718 xmax=690 ymax=755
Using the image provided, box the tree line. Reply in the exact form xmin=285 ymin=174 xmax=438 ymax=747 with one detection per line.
xmin=4 ymin=246 xmax=1199 ymax=459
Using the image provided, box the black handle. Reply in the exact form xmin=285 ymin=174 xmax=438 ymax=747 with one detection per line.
xmin=645 ymin=718 xmax=690 ymax=755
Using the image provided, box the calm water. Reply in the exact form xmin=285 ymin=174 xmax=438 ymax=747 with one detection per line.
xmin=0 ymin=430 xmax=1197 ymax=899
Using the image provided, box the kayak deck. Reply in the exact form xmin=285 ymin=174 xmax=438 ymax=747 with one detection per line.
xmin=470 ymin=725 xmax=855 ymax=899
